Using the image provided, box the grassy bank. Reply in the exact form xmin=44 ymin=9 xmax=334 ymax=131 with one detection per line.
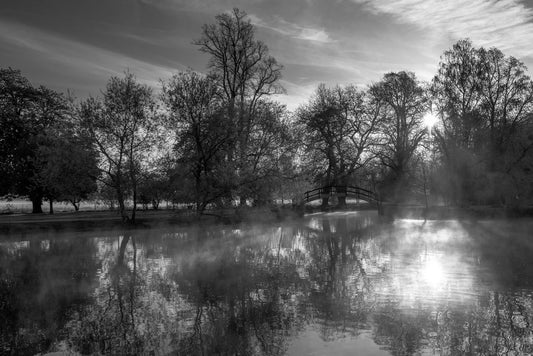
xmin=0 ymin=206 xmax=304 ymax=234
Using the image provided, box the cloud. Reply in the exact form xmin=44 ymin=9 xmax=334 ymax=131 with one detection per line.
xmin=0 ymin=20 xmax=181 ymax=96
xmin=352 ymin=0 xmax=533 ymax=57
xmin=274 ymin=80 xmax=318 ymax=111
xmin=248 ymin=13 xmax=333 ymax=43
xmin=295 ymin=27 xmax=331 ymax=42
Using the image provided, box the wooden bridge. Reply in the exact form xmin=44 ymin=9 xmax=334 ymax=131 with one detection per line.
xmin=303 ymin=185 xmax=380 ymax=204
xmin=302 ymin=185 xmax=383 ymax=214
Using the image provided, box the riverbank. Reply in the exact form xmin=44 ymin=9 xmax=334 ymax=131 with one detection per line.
xmin=0 ymin=206 xmax=303 ymax=234
xmin=2 ymin=204 xmax=532 ymax=234
xmin=301 ymin=202 xmax=533 ymax=220
xmin=0 ymin=210 xmax=187 ymax=234
xmin=382 ymin=204 xmax=533 ymax=219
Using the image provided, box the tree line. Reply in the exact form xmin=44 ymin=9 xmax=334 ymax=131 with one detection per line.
xmin=2 ymin=8 xmax=533 ymax=221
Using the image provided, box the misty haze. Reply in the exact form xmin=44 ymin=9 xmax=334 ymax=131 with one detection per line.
xmin=2 ymin=1 xmax=533 ymax=355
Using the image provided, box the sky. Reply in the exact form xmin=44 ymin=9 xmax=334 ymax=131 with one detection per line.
xmin=2 ymin=0 xmax=533 ymax=110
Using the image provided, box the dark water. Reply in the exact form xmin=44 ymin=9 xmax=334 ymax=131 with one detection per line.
xmin=2 ymin=212 xmax=533 ymax=355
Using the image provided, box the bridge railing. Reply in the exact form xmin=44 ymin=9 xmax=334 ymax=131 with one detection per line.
xmin=303 ymin=185 xmax=380 ymax=204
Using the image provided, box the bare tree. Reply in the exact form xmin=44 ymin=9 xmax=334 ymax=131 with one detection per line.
xmin=79 ymin=72 xmax=159 ymax=223
xmin=297 ymin=84 xmax=382 ymax=207
xmin=162 ymin=70 xmax=232 ymax=213
xmin=477 ymin=47 xmax=533 ymax=170
xmin=194 ymin=8 xmax=284 ymax=204
xmin=431 ymin=39 xmax=533 ymax=205
xmin=370 ymin=71 xmax=427 ymax=202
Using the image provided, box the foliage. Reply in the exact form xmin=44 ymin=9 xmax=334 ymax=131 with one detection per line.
xmin=297 ymin=83 xmax=383 ymax=205
xmin=0 ymin=68 xmax=71 ymax=212
xmin=162 ymin=70 xmax=232 ymax=212
xmin=193 ymin=8 xmax=286 ymax=204
xmin=370 ymin=71 xmax=428 ymax=202
xmin=36 ymin=128 xmax=98 ymax=211
xmin=3 ymin=32 xmax=533 ymax=211
xmin=431 ymin=39 xmax=533 ymax=205
xmin=79 ymin=72 xmax=160 ymax=222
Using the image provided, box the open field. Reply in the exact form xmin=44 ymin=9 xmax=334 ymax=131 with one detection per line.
xmin=0 ymin=198 xmax=187 ymax=215
xmin=0 ymin=199 xmax=110 ymax=214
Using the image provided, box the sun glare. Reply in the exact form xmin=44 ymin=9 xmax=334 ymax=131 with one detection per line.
xmin=421 ymin=256 xmax=445 ymax=289
xmin=422 ymin=112 xmax=438 ymax=129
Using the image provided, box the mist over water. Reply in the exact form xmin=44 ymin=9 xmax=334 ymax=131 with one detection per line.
xmin=2 ymin=212 xmax=533 ymax=355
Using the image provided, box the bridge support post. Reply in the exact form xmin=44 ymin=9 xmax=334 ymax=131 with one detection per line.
xmin=336 ymin=186 xmax=347 ymax=208
xmin=320 ymin=186 xmax=330 ymax=210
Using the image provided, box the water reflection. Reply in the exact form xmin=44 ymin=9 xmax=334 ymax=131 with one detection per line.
xmin=0 ymin=235 xmax=98 ymax=355
xmin=1 ymin=213 xmax=533 ymax=355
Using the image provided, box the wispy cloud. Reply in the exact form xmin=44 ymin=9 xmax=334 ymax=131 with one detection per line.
xmin=248 ymin=13 xmax=333 ymax=43
xmin=0 ymin=20 xmax=180 ymax=95
xmin=352 ymin=0 xmax=533 ymax=57
xmin=274 ymin=80 xmax=318 ymax=111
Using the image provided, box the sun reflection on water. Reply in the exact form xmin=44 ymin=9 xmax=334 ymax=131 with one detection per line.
xmin=420 ymin=254 xmax=446 ymax=290
xmin=374 ymin=220 xmax=479 ymax=309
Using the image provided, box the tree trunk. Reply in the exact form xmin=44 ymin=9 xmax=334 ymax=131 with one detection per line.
xmin=337 ymin=185 xmax=347 ymax=208
xmin=131 ymin=186 xmax=137 ymax=224
xmin=31 ymin=196 xmax=43 ymax=214
xmin=71 ymin=201 xmax=80 ymax=211
xmin=49 ymin=199 xmax=54 ymax=214
xmin=321 ymin=186 xmax=330 ymax=210
xmin=321 ymin=196 xmax=329 ymax=210
xmin=117 ymin=188 xmax=129 ymax=223
xmin=118 ymin=235 xmax=130 ymax=264
xmin=337 ymin=196 xmax=347 ymax=208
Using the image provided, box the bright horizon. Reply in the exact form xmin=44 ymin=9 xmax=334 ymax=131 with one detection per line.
xmin=2 ymin=0 xmax=533 ymax=110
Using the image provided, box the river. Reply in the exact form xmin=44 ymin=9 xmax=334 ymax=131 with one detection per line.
xmin=1 ymin=211 xmax=533 ymax=355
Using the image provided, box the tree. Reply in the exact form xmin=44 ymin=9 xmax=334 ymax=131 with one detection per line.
xmin=36 ymin=129 xmax=98 ymax=212
xmin=194 ymin=8 xmax=285 ymax=204
xmin=162 ymin=70 xmax=232 ymax=213
xmin=0 ymin=68 xmax=69 ymax=213
xmin=431 ymin=39 xmax=533 ymax=205
xmin=237 ymin=100 xmax=294 ymax=206
xmin=79 ymin=72 xmax=159 ymax=223
xmin=477 ymin=47 xmax=533 ymax=170
xmin=370 ymin=71 xmax=427 ymax=202
xmin=297 ymin=84 xmax=382 ymax=207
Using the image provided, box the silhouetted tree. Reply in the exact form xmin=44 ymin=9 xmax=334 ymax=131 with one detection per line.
xmin=194 ymin=8 xmax=285 ymax=205
xmin=431 ymin=39 xmax=533 ymax=205
xmin=162 ymin=70 xmax=232 ymax=213
xmin=0 ymin=68 xmax=70 ymax=213
xmin=239 ymin=100 xmax=294 ymax=206
xmin=370 ymin=71 xmax=427 ymax=202
xmin=36 ymin=128 xmax=98 ymax=212
xmin=79 ymin=72 xmax=159 ymax=223
xmin=298 ymin=84 xmax=382 ymax=207
xmin=478 ymin=47 xmax=533 ymax=167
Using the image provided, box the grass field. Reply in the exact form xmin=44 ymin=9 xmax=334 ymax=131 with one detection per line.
xmin=0 ymin=199 xmax=112 ymax=214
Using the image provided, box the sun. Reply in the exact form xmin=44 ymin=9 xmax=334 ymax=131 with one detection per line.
xmin=422 ymin=112 xmax=438 ymax=129
xmin=421 ymin=256 xmax=445 ymax=289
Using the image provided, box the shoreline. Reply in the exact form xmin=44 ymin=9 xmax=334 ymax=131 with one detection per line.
xmin=1 ymin=205 xmax=532 ymax=234
xmin=0 ymin=206 xmax=303 ymax=234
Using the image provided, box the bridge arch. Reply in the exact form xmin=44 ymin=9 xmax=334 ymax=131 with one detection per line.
xmin=302 ymin=185 xmax=381 ymax=211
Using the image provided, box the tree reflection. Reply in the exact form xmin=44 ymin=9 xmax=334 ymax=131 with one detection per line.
xmin=169 ymin=227 xmax=308 ymax=355
xmin=303 ymin=214 xmax=377 ymax=341
xmin=0 ymin=236 xmax=98 ymax=355
xmin=4 ymin=215 xmax=533 ymax=355
xmin=66 ymin=233 xmax=180 ymax=355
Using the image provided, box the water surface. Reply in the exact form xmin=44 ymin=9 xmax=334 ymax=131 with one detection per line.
xmin=1 ymin=212 xmax=533 ymax=355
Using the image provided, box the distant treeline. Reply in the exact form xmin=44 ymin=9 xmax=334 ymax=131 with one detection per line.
xmin=1 ymin=8 xmax=533 ymax=222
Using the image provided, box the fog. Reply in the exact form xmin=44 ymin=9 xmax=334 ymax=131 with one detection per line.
xmin=2 ymin=212 xmax=533 ymax=355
